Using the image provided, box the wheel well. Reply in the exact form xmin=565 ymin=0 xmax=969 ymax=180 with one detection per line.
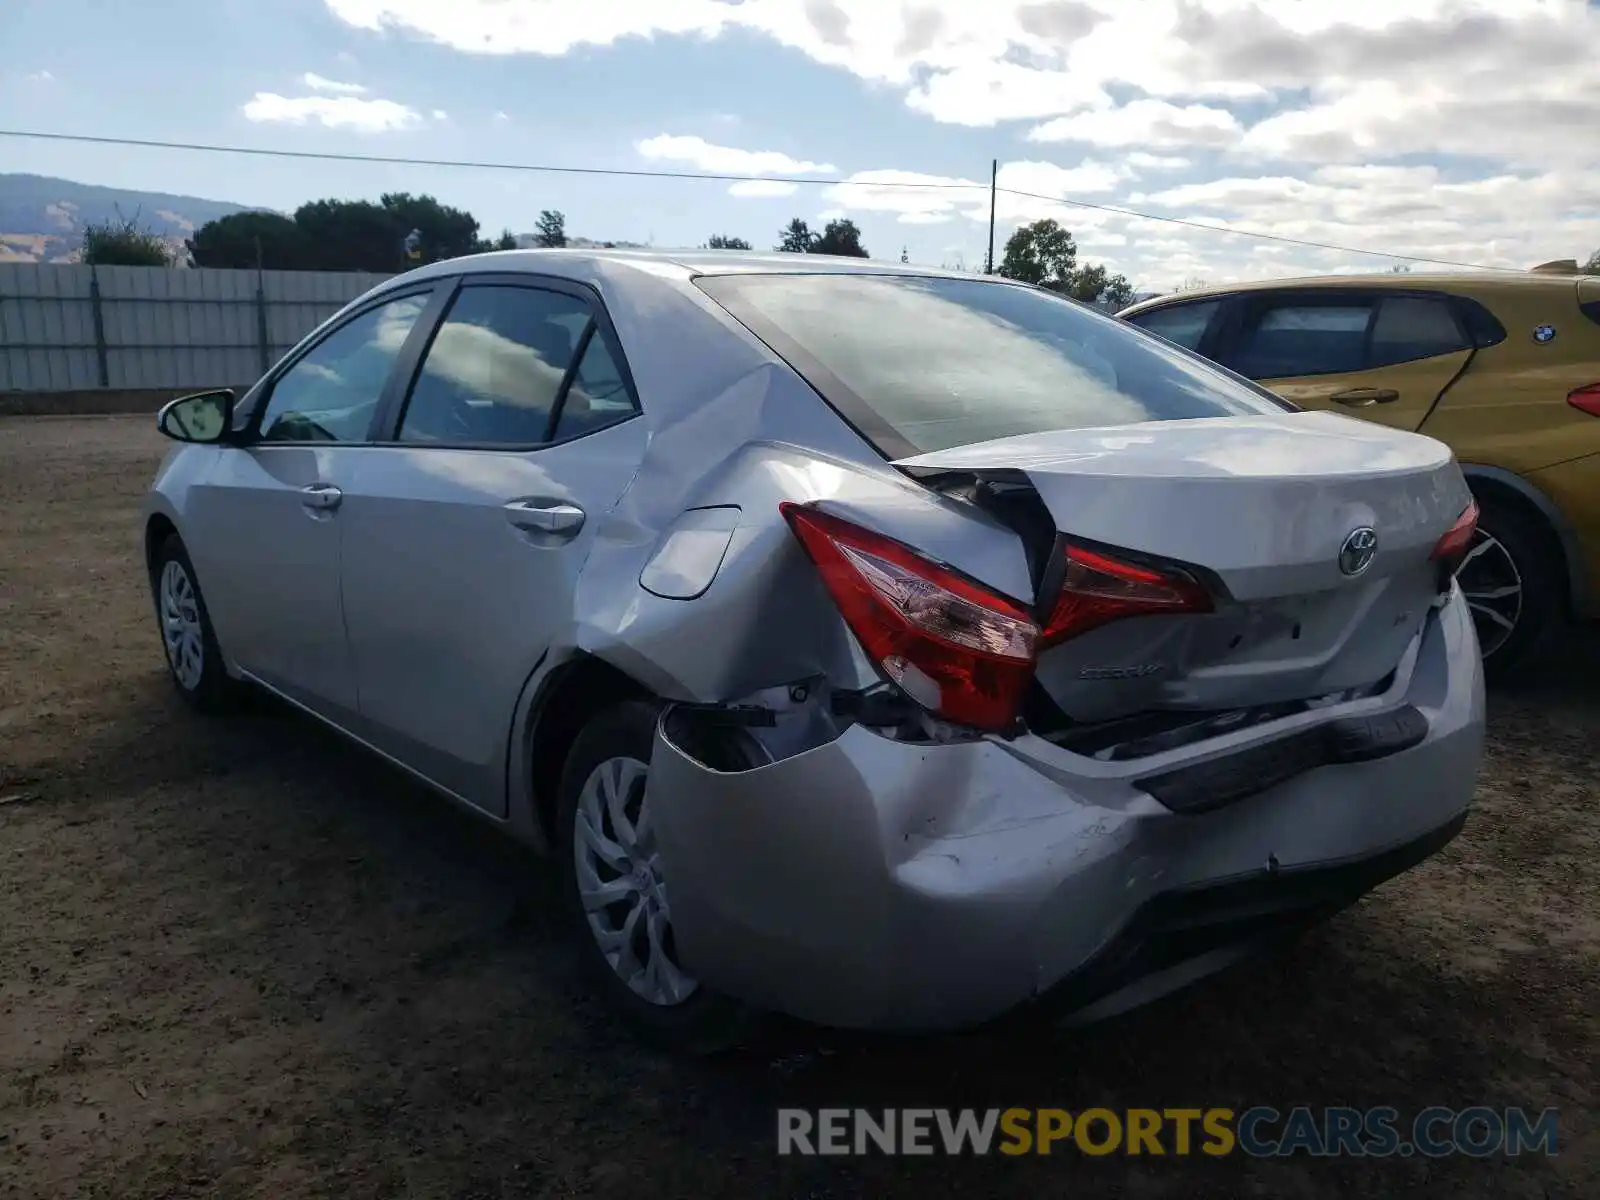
xmin=1464 ymin=473 xmax=1571 ymax=615
xmin=526 ymin=653 xmax=652 ymax=844
xmin=144 ymin=514 xmax=178 ymax=580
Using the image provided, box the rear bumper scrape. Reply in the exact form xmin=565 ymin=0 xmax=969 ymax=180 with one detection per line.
xmin=647 ymin=588 xmax=1483 ymax=1033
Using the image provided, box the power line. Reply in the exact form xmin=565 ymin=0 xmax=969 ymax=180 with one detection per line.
xmin=1 ymin=127 xmax=1517 ymax=271
xmin=0 ymin=129 xmax=985 ymax=192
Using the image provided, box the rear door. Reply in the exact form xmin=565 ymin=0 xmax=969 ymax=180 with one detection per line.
xmin=335 ymin=274 xmax=648 ymax=815
xmin=1216 ymin=290 xmax=1473 ymax=431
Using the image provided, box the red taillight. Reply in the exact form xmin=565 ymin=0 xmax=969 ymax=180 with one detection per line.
xmin=1568 ymin=384 xmax=1600 ymax=417
xmin=780 ymin=503 xmax=1038 ymax=732
xmin=1430 ymin=501 xmax=1479 ymax=570
xmin=1042 ymin=544 xmax=1211 ymax=646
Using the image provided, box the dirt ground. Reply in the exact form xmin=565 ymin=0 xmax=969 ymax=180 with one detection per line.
xmin=1 ymin=415 xmax=1595 ymax=1199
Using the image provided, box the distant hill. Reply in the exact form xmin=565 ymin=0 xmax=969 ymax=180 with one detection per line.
xmin=0 ymin=174 xmax=648 ymax=265
xmin=0 ymin=174 xmax=258 ymax=264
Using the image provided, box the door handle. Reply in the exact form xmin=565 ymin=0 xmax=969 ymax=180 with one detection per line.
xmin=504 ymin=500 xmax=585 ymax=537
xmin=300 ymin=483 xmax=343 ymax=511
xmin=1329 ymin=388 xmax=1400 ymax=407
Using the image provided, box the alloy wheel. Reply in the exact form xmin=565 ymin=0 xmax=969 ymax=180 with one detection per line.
xmin=1455 ymin=529 xmax=1524 ymax=661
xmin=572 ymin=755 xmax=698 ymax=1007
xmin=159 ymin=560 xmax=205 ymax=691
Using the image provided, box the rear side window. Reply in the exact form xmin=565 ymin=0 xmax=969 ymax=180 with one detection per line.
xmin=1234 ymin=302 xmax=1372 ymax=378
xmin=1580 ymin=277 xmax=1600 ymax=327
xmin=1368 ymin=296 xmax=1470 ymax=367
xmin=398 ymin=285 xmax=605 ymax=446
xmin=695 ymin=274 xmax=1287 ymax=458
xmin=1125 ymin=299 xmax=1220 ymax=350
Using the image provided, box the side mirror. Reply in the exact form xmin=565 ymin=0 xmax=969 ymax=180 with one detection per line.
xmin=157 ymin=389 xmax=235 ymax=444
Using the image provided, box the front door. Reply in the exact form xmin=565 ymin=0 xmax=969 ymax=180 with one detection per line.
xmin=1222 ymin=291 xmax=1474 ymax=432
xmin=336 ymin=278 xmax=648 ymax=814
xmin=185 ymin=290 xmax=435 ymax=720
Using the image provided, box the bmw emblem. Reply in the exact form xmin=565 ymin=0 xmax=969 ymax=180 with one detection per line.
xmin=1339 ymin=527 xmax=1378 ymax=577
xmin=1533 ymin=324 xmax=1557 ymax=344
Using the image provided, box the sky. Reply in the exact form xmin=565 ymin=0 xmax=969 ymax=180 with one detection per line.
xmin=4 ymin=0 xmax=1599 ymax=291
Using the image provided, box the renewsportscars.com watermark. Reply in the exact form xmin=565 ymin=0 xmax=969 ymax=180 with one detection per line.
xmin=777 ymin=1106 xmax=1559 ymax=1158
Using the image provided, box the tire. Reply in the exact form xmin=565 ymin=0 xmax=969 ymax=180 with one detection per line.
xmin=150 ymin=534 xmax=239 ymax=712
xmin=1459 ymin=495 xmax=1565 ymax=681
xmin=555 ymin=701 xmax=758 ymax=1054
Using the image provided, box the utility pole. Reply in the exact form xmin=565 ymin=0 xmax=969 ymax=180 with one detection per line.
xmin=985 ymin=158 xmax=998 ymax=274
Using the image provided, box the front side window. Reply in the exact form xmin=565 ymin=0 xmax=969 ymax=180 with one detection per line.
xmin=258 ymin=294 xmax=428 ymax=442
xmin=1126 ymin=299 xmax=1221 ymax=351
xmin=397 ymin=285 xmax=592 ymax=445
xmin=695 ymin=273 xmax=1287 ymax=457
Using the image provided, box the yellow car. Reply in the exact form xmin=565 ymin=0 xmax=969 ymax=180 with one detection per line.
xmin=1119 ymin=262 xmax=1600 ymax=676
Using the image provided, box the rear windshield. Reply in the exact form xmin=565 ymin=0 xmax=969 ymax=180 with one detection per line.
xmin=696 ymin=272 xmax=1289 ymax=457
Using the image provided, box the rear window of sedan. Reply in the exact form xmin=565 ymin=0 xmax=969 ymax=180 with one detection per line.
xmin=695 ymin=272 xmax=1289 ymax=458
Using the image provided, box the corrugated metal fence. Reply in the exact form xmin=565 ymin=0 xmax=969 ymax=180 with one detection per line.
xmin=0 ymin=263 xmax=394 ymax=392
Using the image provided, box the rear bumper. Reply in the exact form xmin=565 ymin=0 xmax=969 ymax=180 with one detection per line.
xmin=649 ymin=589 xmax=1484 ymax=1033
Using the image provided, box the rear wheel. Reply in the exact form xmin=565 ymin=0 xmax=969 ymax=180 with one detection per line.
xmin=151 ymin=534 xmax=239 ymax=711
xmin=555 ymin=701 xmax=756 ymax=1053
xmin=1458 ymin=496 xmax=1564 ymax=679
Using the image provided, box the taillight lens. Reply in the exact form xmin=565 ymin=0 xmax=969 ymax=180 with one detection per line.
xmin=1042 ymin=544 xmax=1211 ymax=646
xmin=780 ymin=503 xmax=1038 ymax=731
xmin=1568 ymin=384 xmax=1600 ymax=418
xmin=1430 ymin=501 xmax=1480 ymax=571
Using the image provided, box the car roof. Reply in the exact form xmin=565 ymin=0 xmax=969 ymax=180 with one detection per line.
xmin=1118 ymin=269 xmax=1586 ymax=317
xmin=397 ymin=247 xmax=994 ymax=287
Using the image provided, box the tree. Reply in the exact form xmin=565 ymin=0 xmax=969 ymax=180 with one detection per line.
xmin=494 ymin=229 xmax=519 ymax=251
xmin=534 ymin=210 xmax=567 ymax=248
xmin=997 ymin=218 xmax=1078 ymax=290
xmin=1585 ymin=249 xmax=1600 ymax=273
xmin=1390 ymin=263 xmax=1413 ymax=274
xmin=706 ymin=234 xmax=753 ymax=250
xmin=292 ymin=199 xmax=404 ymax=272
xmin=187 ymin=211 xmax=306 ymax=270
xmin=1175 ymin=275 xmax=1210 ymax=292
xmin=813 ymin=218 xmax=868 ymax=258
xmin=288 ymin=193 xmax=483 ymax=272
xmin=380 ymin=192 xmax=482 ymax=261
xmin=82 ymin=209 xmax=171 ymax=267
xmin=777 ymin=218 xmax=816 ymax=253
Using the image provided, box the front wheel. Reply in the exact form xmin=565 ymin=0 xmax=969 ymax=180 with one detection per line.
xmin=554 ymin=701 xmax=757 ymax=1054
xmin=1457 ymin=497 xmax=1564 ymax=680
xmin=150 ymin=534 xmax=239 ymax=711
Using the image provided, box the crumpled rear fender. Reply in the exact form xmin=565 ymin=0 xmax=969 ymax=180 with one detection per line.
xmin=565 ymin=363 xmax=1032 ymax=704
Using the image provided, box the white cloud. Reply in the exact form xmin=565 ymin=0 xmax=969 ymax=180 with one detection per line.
xmin=323 ymin=0 xmax=1600 ymax=281
xmin=1127 ymin=153 xmax=1192 ymax=171
xmin=302 ymin=72 xmax=368 ymax=94
xmin=431 ymin=108 xmax=449 ymax=120
xmin=27 ymin=70 xmax=55 ymax=83
xmin=242 ymin=92 xmax=422 ymax=132
xmin=1029 ymin=99 xmax=1242 ymax=149
xmin=636 ymin=134 xmax=835 ymax=176
xmin=728 ymin=179 xmax=799 ymax=198
xmin=492 ymin=110 xmax=511 ymax=123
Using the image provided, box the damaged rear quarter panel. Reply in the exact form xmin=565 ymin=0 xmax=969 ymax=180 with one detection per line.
xmin=562 ymin=260 xmax=1034 ymax=706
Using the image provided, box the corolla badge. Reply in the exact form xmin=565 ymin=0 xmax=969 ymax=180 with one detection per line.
xmin=1339 ymin=527 xmax=1379 ymax=576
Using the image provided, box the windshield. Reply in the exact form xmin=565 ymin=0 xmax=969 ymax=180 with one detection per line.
xmin=696 ymin=272 xmax=1289 ymax=457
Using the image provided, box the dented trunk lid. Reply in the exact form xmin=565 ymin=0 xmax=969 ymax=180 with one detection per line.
xmin=896 ymin=411 xmax=1473 ymax=721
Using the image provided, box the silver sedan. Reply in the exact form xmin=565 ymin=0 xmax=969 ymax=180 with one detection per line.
xmin=144 ymin=251 xmax=1485 ymax=1049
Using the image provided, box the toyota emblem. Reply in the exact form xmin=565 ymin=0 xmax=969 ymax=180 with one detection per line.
xmin=1339 ymin=527 xmax=1379 ymax=576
